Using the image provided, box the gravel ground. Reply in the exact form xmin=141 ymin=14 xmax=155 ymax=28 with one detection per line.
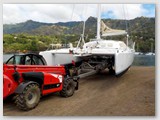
xmin=3 ymin=66 xmax=155 ymax=116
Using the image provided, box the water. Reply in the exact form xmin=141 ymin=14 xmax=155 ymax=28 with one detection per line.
xmin=132 ymin=54 xmax=155 ymax=66
xmin=3 ymin=54 xmax=155 ymax=66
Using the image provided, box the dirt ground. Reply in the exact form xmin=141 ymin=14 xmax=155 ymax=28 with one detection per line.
xmin=3 ymin=66 xmax=155 ymax=116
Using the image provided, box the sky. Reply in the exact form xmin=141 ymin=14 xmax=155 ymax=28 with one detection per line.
xmin=3 ymin=4 xmax=155 ymax=24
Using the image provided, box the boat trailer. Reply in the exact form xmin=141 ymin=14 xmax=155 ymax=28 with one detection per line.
xmin=70 ymin=58 xmax=115 ymax=80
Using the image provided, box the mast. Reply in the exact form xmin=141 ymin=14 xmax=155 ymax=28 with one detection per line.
xmin=82 ymin=21 xmax=86 ymax=38
xmin=97 ymin=4 xmax=101 ymax=39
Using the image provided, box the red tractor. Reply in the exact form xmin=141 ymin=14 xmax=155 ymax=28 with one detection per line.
xmin=3 ymin=54 xmax=79 ymax=110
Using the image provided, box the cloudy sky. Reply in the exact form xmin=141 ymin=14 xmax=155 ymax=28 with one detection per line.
xmin=3 ymin=4 xmax=155 ymax=24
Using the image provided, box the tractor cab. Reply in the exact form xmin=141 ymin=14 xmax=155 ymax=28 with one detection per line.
xmin=5 ymin=54 xmax=47 ymax=65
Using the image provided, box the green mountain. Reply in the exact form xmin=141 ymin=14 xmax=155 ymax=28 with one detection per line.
xmin=3 ymin=20 xmax=53 ymax=34
xmin=3 ymin=16 xmax=155 ymax=53
xmin=3 ymin=16 xmax=155 ymax=39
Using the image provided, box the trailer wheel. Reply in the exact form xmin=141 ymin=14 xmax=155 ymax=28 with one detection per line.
xmin=108 ymin=65 xmax=115 ymax=75
xmin=60 ymin=78 xmax=75 ymax=97
xmin=109 ymin=69 xmax=115 ymax=75
xmin=15 ymin=83 xmax=40 ymax=111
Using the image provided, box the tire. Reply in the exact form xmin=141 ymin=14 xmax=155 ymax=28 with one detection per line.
xmin=60 ymin=78 xmax=75 ymax=97
xmin=109 ymin=68 xmax=115 ymax=75
xmin=15 ymin=83 xmax=41 ymax=111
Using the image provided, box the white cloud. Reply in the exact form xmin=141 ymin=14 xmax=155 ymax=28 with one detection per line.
xmin=3 ymin=4 xmax=155 ymax=24
xmin=101 ymin=4 xmax=149 ymax=19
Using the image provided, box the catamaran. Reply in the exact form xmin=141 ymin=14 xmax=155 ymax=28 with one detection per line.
xmin=39 ymin=4 xmax=135 ymax=76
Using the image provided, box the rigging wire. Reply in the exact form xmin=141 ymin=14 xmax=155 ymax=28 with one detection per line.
xmin=82 ymin=4 xmax=88 ymax=38
xmin=76 ymin=4 xmax=88 ymax=48
xmin=122 ymin=4 xmax=130 ymax=46
xmin=125 ymin=5 xmax=135 ymax=47
xmin=64 ymin=4 xmax=75 ymax=48
xmin=123 ymin=4 xmax=153 ymax=38
xmin=70 ymin=4 xmax=75 ymax=22
xmin=125 ymin=5 xmax=132 ymax=36
xmin=122 ymin=5 xmax=128 ymax=34
xmin=130 ymin=18 xmax=152 ymax=33
xmin=122 ymin=4 xmax=152 ymax=42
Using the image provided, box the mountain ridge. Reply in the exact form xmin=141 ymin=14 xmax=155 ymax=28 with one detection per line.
xmin=3 ymin=16 xmax=155 ymax=53
xmin=4 ymin=16 xmax=155 ymax=36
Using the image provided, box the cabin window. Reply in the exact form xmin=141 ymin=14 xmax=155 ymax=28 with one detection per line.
xmin=25 ymin=56 xmax=32 ymax=65
xmin=32 ymin=55 xmax=44 ymax=65
xmin=6 ymin=57 xmax=14 ymax=64
xmin=14 ymin=56 xmax=21 ymax=65
xmin=6 ymin=55 xmax=22 ymax=65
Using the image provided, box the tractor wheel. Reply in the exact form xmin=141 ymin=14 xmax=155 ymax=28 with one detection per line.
xmin=15 ymin=84 xmax=41 ymax=111
xmin=60 ymin=78 xmax=75 ymax=97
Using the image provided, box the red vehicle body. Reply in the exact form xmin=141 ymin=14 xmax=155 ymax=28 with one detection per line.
xmin=3 ymin=64 xmax=65 ymax=99
xmin=3 ymin=54 xmax=78 ymax=110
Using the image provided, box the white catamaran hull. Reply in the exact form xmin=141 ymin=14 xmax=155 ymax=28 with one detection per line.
xmin=39 ymin=49 xmax=81 ymax=66
xmin=115 ymin=51 xmax=134 ymax=75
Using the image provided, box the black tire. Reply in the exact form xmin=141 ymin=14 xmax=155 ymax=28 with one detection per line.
xmin=15 ymin=84 xmax=41 ymax=111
xmin=109 ymin=68 xmax=115 ymax=75
xmin=60 ymin=78 xmax=75 ymax=97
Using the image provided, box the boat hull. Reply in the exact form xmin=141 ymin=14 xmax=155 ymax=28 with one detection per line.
xmin=89 ymin=51 xmax=134 ymax=75
xmin=115 ymin=51 xmax=134 ymax=75
xmin=39 ymin=49 xmax=81 ymax=66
